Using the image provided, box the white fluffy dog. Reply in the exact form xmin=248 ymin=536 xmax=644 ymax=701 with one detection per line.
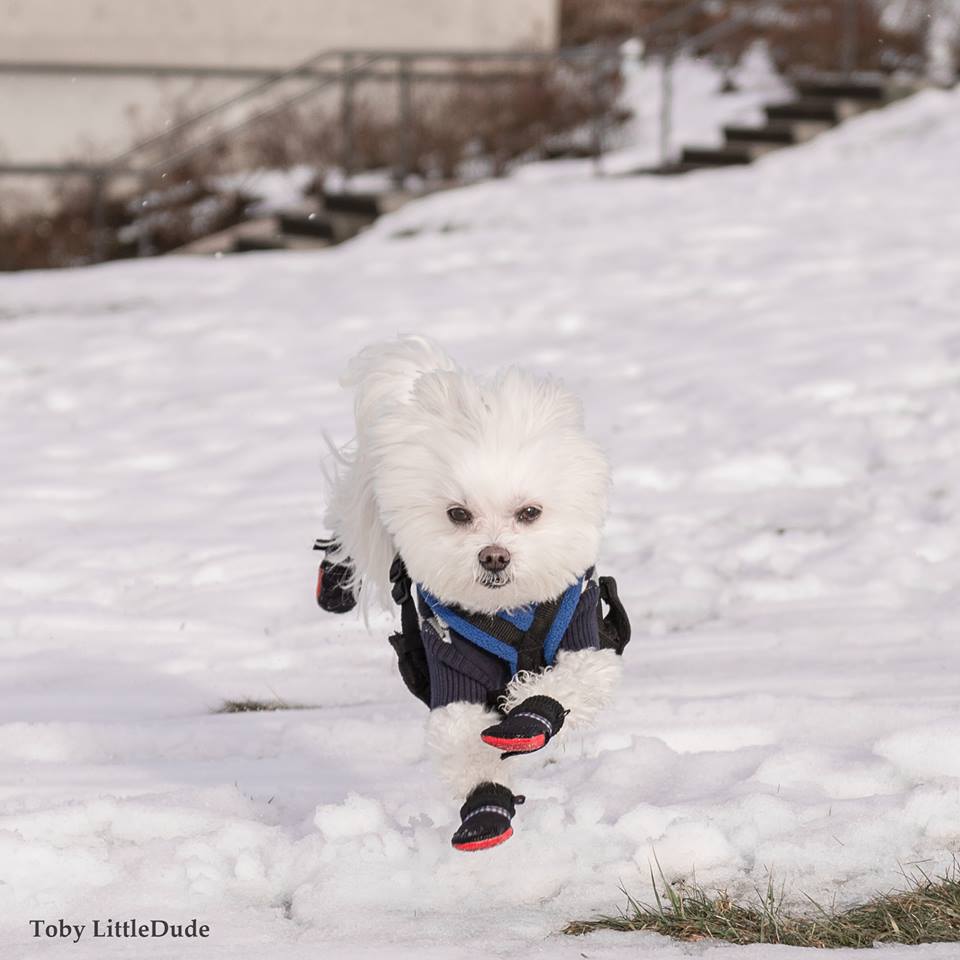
xmin=321 ymin=336 xmax=629 ymax=851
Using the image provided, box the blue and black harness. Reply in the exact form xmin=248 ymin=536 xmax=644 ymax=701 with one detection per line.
xmin=418 ymin=578 xmax=584 ymax=679
xmin=387 ymin=557 xmax=630 ymax=711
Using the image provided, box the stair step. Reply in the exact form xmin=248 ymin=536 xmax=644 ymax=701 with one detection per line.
xmin=622 ymin=161 xmax=702 ymax=176
xmin=766 ymin=99 xmax=842 ymax=123
xmin=232 ymin=235 xmax=289 ymax=253
xmin=232 ymin=231 xmax=333 ymax=253
xmin=781 ymin=118 xmax=834 ymax=143
xmin=647 ymin=162 xmax=703 ymax=176
xmin=724 ymin=124 xmax=797 ymax=145
xmin=277 ymin=211 xmax=335 ymax=240
xmin=323 ymin=191 xmax=382 ymax=218
xmin=631 ymin=75 xmax=912 ymax=179
xmin=173 ymin=216 xmax=276 ymax=255
xmin=680 ymin=145 xmax=753 ymax=167
xmin=322 ymin=189 xmax=408 ymax=215
xmin=323 ymin=211 xmax=372 ymax=243
xmin=794 ymin=80 xmax=887 ymax=102
xmin=768 ymin=94 xmax=878 ymax=123
xmin=320 ymin=188 xmax=417 ymax=242
xmin=542 ymin=143 xmax=597 ymax=161
xmin=279 ymin=235 xmax=336 ymax=252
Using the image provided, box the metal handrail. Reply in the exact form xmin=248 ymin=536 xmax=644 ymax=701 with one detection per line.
xmin=674 ymin=4 xmax=759 ymax=56
xmin=101 ymin=46 xmax=620 ymax=174
xmin=95 ymin=45 xmax=619 ymax=257
xmin=105 ymin=48 xmax=346 ymax=172
xmin=135 ymin=53 xmax=384 ymax=175
xmin=73 ymin=44 xmax=629 ymax=193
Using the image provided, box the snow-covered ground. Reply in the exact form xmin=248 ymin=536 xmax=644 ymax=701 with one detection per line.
xmin=2 ymin=78 xmax=960 ymax=960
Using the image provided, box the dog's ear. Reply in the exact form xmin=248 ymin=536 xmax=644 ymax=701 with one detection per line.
xmin=496 ymin=367 xmax=585 ymax=435
xmin=411 ymin=370 xmax=486 ymax=426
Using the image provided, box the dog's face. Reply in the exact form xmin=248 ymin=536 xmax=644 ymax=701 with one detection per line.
xmin=370 ymin=367 xmax=609 ymax=613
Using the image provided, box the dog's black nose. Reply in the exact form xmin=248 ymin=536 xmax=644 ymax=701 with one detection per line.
xmin=478 ymin=544 xmax=511 ymax=573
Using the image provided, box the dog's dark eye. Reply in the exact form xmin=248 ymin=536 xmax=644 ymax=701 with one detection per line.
xmin=516 ymin=505 xmax=542 ymax=524
xmin=447 ymin=506 xmax=473 ymax=526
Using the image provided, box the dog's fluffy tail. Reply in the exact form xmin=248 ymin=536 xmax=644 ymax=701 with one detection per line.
xmin=323 ymin=336 xmax=458 ymax=613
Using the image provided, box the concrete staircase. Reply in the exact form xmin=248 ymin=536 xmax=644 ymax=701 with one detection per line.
xmin=174 ymin=189 xmax=412 ymax=256
xmin=169 ymin=76 xmax=923 ymax=254
xmin=645 ymin=75 xmax=912 ymax=176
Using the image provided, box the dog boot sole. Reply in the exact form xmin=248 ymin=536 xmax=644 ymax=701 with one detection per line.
xmin=480 ymin=733 xmax=546 ymax=753
xmin=452 ymin=826 xmax=513 ymax=852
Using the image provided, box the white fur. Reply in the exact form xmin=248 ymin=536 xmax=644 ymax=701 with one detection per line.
xmin=426 ymin=701 xmax=513 ymax=796
xmin=427 ymin=652 xmax=622 ymax=796
xmin=501 ymin=648 xmax=623 ymax=730
xmin=324 ymin=336 xmax=458 ymax=611
xmin=324 ymin=335 xmax=610 ymax=615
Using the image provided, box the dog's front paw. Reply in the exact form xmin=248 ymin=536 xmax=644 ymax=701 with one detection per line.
xmin=481 ymin=695 xmax=568 ymax=757
xmin=451 ymin=782 xmax=524 ymax=852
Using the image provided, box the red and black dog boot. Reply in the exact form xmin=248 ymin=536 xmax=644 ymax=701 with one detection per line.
xmin=481 ymin=695 xmax=567 ymax=755
xmin=314 ymin=538 xmax=357 ymax=614
xmin=451 ymin=782 xmax=524 ymax=852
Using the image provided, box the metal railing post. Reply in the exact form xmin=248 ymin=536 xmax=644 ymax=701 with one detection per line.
xmin=136 ymin=172 xmax=152 ymax=257
xmin=659 ymin=52 xmax=674 ymax=167
xmin=841 ymin=0 xmax=860 ymax=77
xmin=340 ymin=51 xmax=355 ymax=179
xmin=922 ymin=0 xmax=947 ymax=84
xmin=590 ymin=52 xmax=605 ymax=176
xmin=394 ymin=55 xmax=413 ymax=188
xmin=90 ymin=168 xmax=108 ymax=263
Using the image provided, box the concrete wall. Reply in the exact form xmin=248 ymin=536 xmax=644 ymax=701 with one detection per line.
xmin=0 ymin=0 xmax=558 ymax=68
xmin=0 ymin=74 xmax=252 ymax=166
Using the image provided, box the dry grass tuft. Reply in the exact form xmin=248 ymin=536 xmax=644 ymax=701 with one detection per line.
xmin=215 ymin=698 xmax=310 ymax=714
xmin=565 ymin=861 xmax=960 ymax=948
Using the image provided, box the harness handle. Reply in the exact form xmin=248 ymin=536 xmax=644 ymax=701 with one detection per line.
xmin=598 ymin=575 xmax=631 ymax=655
xmin=388 ymin=556 xmax=431 ymax=706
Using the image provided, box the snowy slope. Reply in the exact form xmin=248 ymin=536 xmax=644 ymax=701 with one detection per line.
xmin=1 ymin=84 xmax=960 ymax=960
